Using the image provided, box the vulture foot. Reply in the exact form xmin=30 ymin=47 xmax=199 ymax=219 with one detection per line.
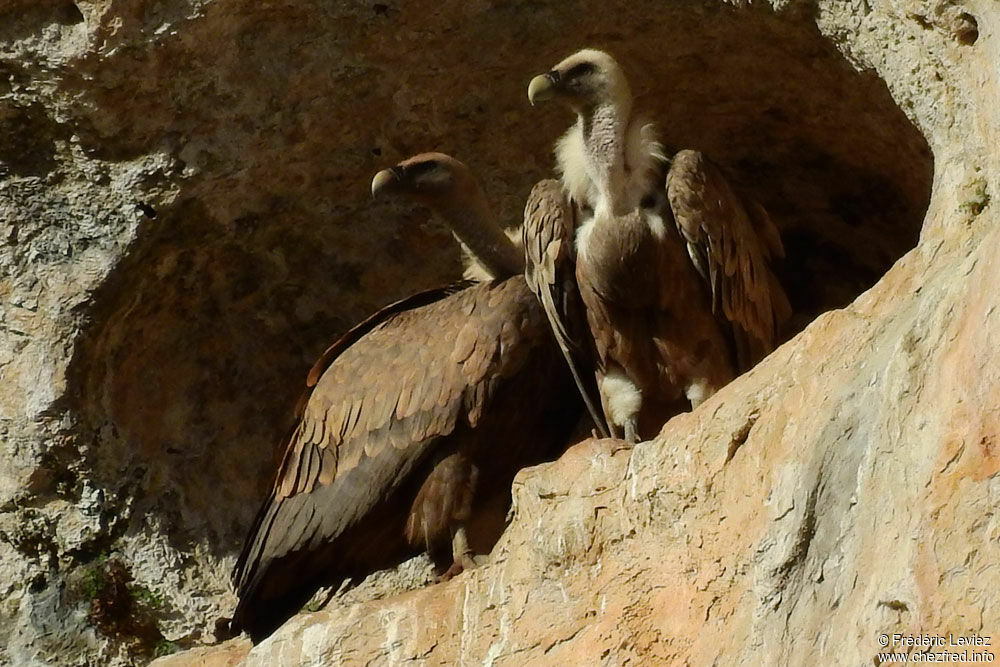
xmin=436 ymin=561 xmax=466 ymax=582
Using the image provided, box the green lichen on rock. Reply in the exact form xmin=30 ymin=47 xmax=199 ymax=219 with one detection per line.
xmin=959 ymin=177 xmax=990 ymax=218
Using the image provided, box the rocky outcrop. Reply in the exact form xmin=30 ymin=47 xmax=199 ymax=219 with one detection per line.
xmin=1 ymin=0 xmax=993 ymax=665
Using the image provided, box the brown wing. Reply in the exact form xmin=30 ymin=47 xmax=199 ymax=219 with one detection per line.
xmin=304 ymin=282 xmax=474 ymax=391
xmin=666 ymin=149 xmax=791 ymax=369
xmin=522 ymin=179 xmax=610 ymax=437
xmin=231 ymin=278 xmax=541 ymax=640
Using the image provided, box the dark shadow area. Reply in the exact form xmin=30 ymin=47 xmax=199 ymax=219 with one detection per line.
xmin=0 ymin=101 xmax=68 ymax=178
xmin=51 ymin=0 xmax=930 ymax=616
xmin=608 ymin=3 xmax=931 ymax=331
xmin=0 ymin=0 xmax=84 ymax=39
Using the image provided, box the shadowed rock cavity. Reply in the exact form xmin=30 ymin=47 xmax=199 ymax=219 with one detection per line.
xmin=11 ymin=0 xmax=931 ymax=657
xmin=611 ymin=8 xmax=932 ymax=332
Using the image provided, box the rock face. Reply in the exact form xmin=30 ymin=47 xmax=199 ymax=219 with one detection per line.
xmin=0 ymin=0 xmax=993 ymax=665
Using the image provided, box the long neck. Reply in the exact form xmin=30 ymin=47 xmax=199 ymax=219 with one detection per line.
xmin=581 ymin=99 xmax=631 ymax=216
xmin=436 ymin=192 xmax=524 ymax=280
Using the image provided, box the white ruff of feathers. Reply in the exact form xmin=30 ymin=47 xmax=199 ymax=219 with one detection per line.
xmin=562 ymin=109 xmax=666 ymax=260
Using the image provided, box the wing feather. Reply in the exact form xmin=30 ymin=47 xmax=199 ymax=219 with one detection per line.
xmin=232 ymin=277 xmax=551 ymax=638
xmin=522 ymin=179 xmax=610 ymax=437
xmin=666 ymin=149 xmax=791 ymax=369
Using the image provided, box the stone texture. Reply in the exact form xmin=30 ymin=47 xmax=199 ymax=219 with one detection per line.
xmin=0 ymin=0 xmax=993 ymax=665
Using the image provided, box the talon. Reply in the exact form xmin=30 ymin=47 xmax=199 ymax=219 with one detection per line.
xmin=436 ymin=562 xmax=465 ymax=582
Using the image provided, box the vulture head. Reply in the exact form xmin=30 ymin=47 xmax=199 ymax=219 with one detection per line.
xmin=371 ymin=152 xmax=524 ymax=280
xmin=371 ymin=152 xmax=478 ymax=205
xmin=527 ymin=49 xmax=631 ymax=113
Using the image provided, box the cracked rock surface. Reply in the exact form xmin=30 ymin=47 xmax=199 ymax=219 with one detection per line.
xmin=1 ymin=0 xmax=996 ymax=664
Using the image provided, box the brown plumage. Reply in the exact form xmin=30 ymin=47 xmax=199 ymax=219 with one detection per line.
xmin=667 ymin=149 xmax=791 ymax=369
xmin=522 ymin=178 xmax=610 ymax=437
xmin=529 ymin=49 xmax=790 ymax=442
xmin=576 ymin=198 xmax=734 ymax=442
xmin=230 ymin=154 xmax=581 ymax=642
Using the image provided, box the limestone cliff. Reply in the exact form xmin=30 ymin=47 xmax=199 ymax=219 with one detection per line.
xmin=0 ymin=0 xmax=994 ymax=665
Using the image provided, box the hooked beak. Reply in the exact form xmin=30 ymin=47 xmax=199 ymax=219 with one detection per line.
xmin=371 ymin=166 xmax=404 ymax=199
xmin=527 ymin=71 xmax=560 ymax=106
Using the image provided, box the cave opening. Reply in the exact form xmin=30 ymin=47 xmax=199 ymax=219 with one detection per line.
xmin=54 ymin=0 xmax=931 ymax=638
xmin=588 ymin=5 xmax=933 ymax=334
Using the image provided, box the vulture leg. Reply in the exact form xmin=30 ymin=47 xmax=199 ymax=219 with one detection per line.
xmin=599 ymin=367 xmax=642 ymax=443
xmin=408 ymin=450 xmax=481 ymax=583
xmin=686 ymin=377 xmax=714 ymax=410
xmin=452 ymin=525 xmax=476 ymax=572
xmin=437 ymin=524 xmax=478 ymax=581
xmin=623 ymin=419 xmax=639 ymax=446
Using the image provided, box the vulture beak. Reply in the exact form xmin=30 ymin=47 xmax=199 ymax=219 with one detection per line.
xmin=527 ymin=71 xmax=559 ymax=105
xmin=371 ymin=166 xmax=403 ymax=199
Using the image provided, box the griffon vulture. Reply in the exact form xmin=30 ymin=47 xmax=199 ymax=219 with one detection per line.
xmin=528 ymin=49 xmax=790 ymax=443
xmin=230 ymin=154 xmax=586 ymax=642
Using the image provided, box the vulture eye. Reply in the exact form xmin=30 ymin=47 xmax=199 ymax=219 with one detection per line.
xmin=564 ymin=62 xmax=596 ymax=79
